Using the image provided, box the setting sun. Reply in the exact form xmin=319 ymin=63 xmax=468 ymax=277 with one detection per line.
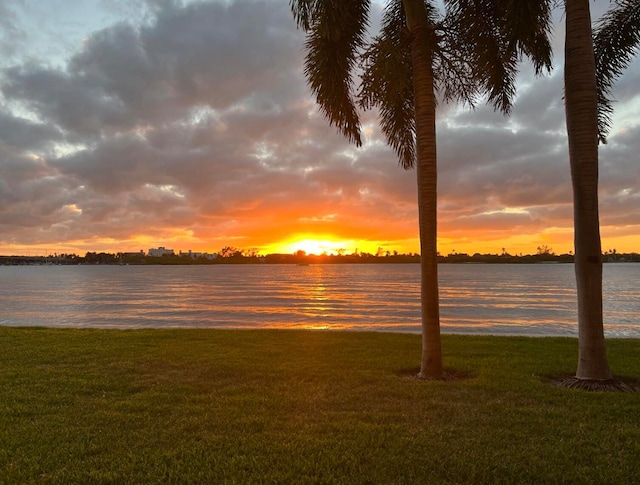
xmin=276 ymin=238 xmax=349 ymax=255
xmin=264 ymin=235 xmax=384 ymax=256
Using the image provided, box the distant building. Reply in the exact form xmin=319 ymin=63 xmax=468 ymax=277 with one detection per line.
xmin=179 ymin=249 xmax=218 ymax=260
xmin=148 ymin=246 xmax=175 ymax=257
xmin=121 ymin=250 xmax=145 ymax=257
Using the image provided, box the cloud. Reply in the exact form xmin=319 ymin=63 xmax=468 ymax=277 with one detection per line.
xmin=0 ymin=0 xmax=27 ymax=60
xmin=0 ymin=109 xmax=62 ymax=150
xmin=2 ymin=0 xmax=305 ymax=137
xmin=0 ymin=0 xmax=639 ymax=256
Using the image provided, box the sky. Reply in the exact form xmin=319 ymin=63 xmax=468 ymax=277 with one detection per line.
xmin=0 ymin=0 xmax=639 ymax=257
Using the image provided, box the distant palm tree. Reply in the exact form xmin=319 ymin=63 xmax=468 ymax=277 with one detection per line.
xmin=562 ymin=0 xmax=639 ymax=389
xmin=290 ymin=0 xmax=552 ymax=378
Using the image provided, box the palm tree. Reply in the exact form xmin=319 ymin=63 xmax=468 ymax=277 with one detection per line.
xmin=564 ymin=0 xmax=610 ymax=385
xmin=290 ymin=0 xmax=552 ymax=378
xmin=561 ymin=0 xmax=639 ymax=390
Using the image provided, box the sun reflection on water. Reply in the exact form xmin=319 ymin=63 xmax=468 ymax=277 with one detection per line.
xmin=1 ymin=263 xmax=640 ymax=336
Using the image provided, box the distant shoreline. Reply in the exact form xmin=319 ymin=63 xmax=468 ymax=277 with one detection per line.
xmin=2 ymin=253 xmax=639 ymax=266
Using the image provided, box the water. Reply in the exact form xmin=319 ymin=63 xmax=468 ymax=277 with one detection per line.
xmin=1 ymin=263 xmax=639 ymax=337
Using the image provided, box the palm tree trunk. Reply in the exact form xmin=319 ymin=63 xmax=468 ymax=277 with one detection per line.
xmin=564 ymin=0 xmax=612 ymax=380
xmin=403 ymin=0 xmax=442 ymax=379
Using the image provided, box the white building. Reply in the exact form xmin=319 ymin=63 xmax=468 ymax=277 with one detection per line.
xmin=148 ymin=246 xmax=175 ymax=257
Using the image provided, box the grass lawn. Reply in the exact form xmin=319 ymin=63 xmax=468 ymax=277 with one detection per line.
xmin=1 ymin=327 xmax=639 ymax=484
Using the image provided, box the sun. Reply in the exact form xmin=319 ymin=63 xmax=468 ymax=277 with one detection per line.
xmin=282 ymin=238 xmax=348 ymax=255
xmin=265 ymin=235 xmax=384 ymax=256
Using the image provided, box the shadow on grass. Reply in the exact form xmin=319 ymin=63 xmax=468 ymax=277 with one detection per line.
xmin=544 ymin=374 xmax=640 ymax=392
xmin=396 ymin=367 xmax=477 ymax=382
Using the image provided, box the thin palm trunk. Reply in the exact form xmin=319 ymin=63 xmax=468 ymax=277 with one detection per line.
xmin=564 ymin=0 xmax=612 ymax=380
xmin=403 ymin=0 xmax=442 ymax=379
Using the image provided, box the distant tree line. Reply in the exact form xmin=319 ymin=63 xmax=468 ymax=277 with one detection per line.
xmin=2 ymin=248 xmax=639 ymax=265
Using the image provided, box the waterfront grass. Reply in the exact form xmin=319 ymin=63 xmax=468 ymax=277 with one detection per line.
xmin=1 ymin=328 xmax=639 ymax=484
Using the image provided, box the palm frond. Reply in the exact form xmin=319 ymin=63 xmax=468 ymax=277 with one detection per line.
xmin=291 ymin=0 xmax=370 ymax=146
xmin=500 ymin=0 xmax=553 ymax=75
xmin=434 ymin=13 xmax=482 ymax=108
xmin=444 ymin=0 xmax=517 ymax=114
xmin=594 ymin=0 xmax=640 ymax=142
xmin=290 ymin=0 xmax=318 ymax=31
xmin=358 ymin=1 xmax=416 ymax=168
xmin=444 ymin=0 xmax=553 ymax=114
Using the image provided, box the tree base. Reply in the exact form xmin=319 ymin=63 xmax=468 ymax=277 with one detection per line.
xmin=415 ymin=371 xmax=456 ymax=381
xmin=556 ymin=376 xmax=636 ymax=392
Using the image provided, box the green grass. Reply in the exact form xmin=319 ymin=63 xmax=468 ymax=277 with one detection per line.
xmin=1 ymin=328 xmax=639 ymax=484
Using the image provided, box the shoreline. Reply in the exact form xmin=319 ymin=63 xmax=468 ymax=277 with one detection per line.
xmin=2 ymin=324 xmax=640 ymax=339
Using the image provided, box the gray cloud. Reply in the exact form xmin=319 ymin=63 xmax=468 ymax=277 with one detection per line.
xmin=0 ymin=0 xmax=638 ymax=255
xmin=0 ymin=0 xmax=27 ymax=60
xmin=2 ymin=0 xmax=305 ymax=137
xmin=0 ymin=109 xmax=62 ymax=149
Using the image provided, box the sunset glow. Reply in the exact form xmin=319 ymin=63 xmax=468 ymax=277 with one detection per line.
xmin=276 ymin=238 xmax=347 ymax=256
xmin=266 ymin=236 xmax=385 ymax=256
xmin=0 ymin=1 xmax=638 ymax=258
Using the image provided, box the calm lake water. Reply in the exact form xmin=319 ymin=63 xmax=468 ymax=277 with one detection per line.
xmin=1 ymin=263 xmax=639 ymax=337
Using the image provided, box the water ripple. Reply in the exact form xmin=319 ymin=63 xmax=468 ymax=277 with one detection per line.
xmin=1 ymin=263 xmax=639 ymax=337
